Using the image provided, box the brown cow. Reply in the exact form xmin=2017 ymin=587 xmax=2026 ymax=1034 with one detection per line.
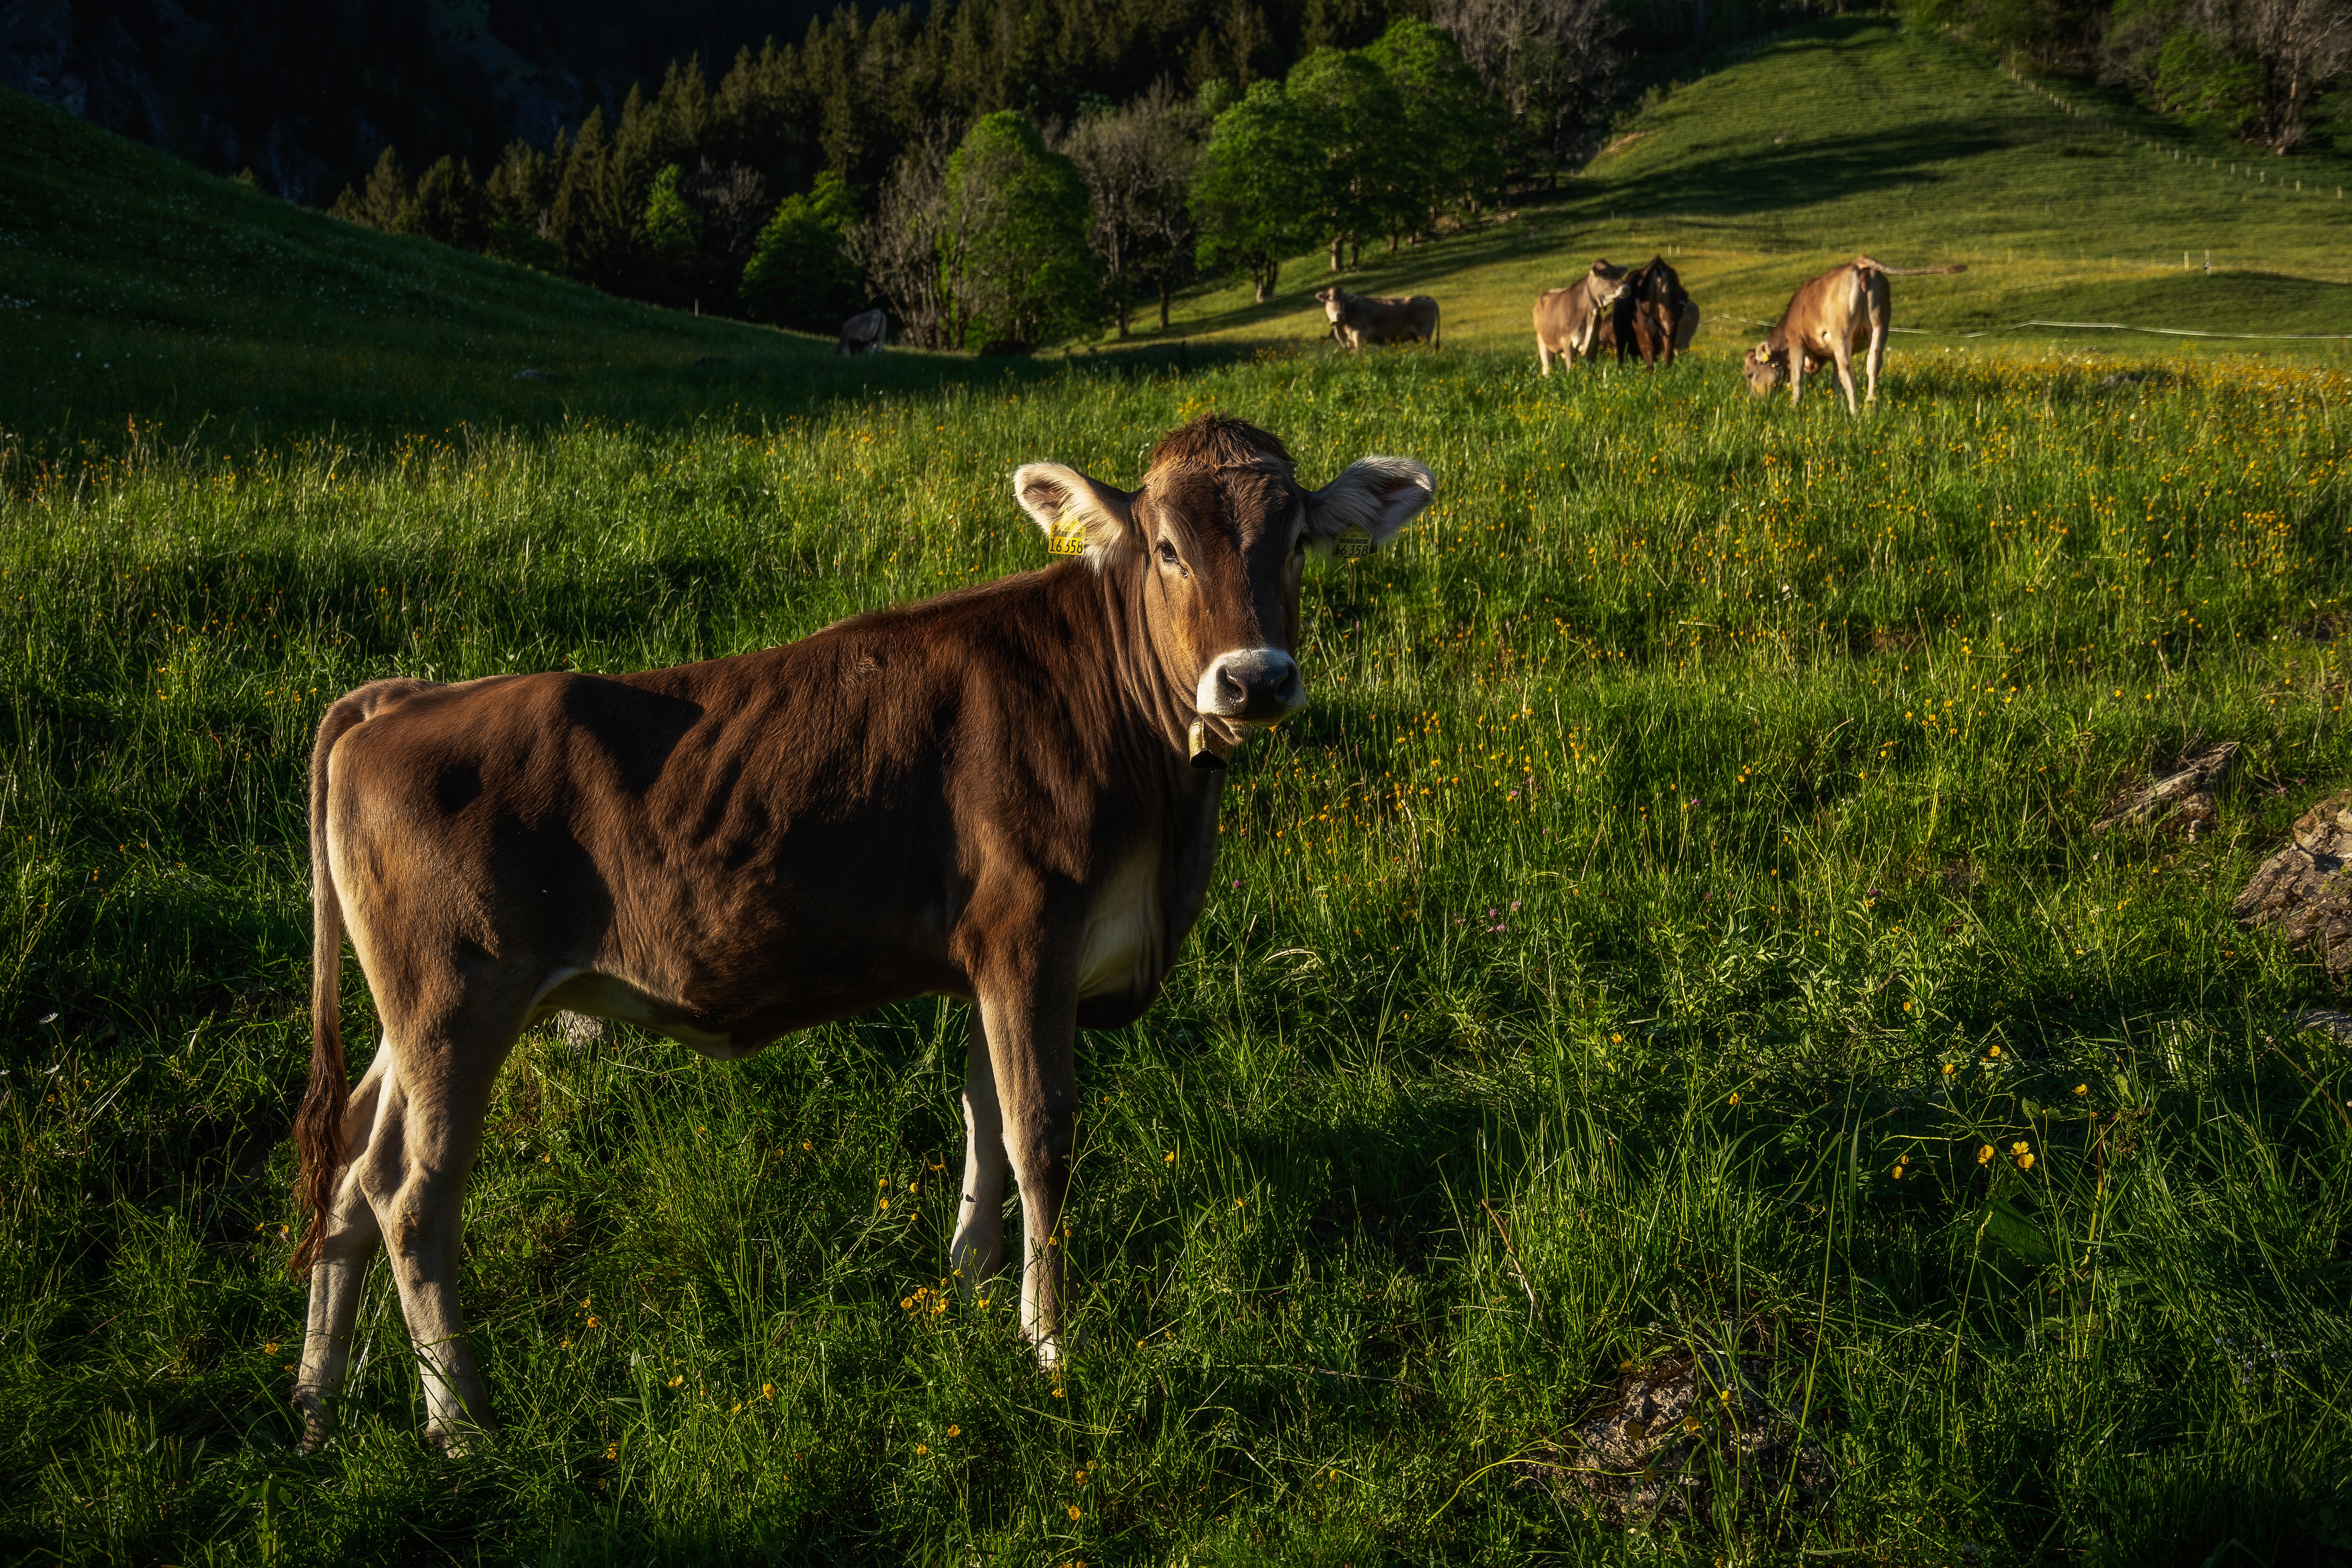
xmin=1532 ymin=261 xmax=1630 ymax=374
xmin=286 ymin=415 xmax=1435 ymax=1452
xmin=837 ymin=308 xmax=888 ymax=355
xmin=1628 ymin=256 xmax=1696 ymax=367
xmin=1316 ymin=287 xmax=1440 ymax=350
xmin=1742 ymin=256 xmax=1964 ymax=413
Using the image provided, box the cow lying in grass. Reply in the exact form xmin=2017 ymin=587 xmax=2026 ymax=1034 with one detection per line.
xmin=286 ymin=415 xmax=1435 ymax=1453
xmin=1742 ymin=255 xmax=1964 ymax=413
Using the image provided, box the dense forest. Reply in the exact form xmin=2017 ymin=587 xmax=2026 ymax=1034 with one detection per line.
xmin=12 ymin=0 xmax=2347 ymax=348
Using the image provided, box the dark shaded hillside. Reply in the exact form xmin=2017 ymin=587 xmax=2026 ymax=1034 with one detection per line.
xmin=0 ymin=85 xmax=1134 ymax=455
xmin=0 ymin=0 xmax=856 ymax=202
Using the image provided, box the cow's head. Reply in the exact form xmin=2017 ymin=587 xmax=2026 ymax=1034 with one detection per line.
xmin=1312 ymin=287 xmax=1351 ymax=323
xmin=1013 ymin=415 xmax=1432 ymax=761
xmin=1742 ymin=341 xmax=1785 ymax=396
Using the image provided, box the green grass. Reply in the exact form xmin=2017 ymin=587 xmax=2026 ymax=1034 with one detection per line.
xmin=1151 ymin=17 xmax=2352 ymax=361
xmin=5 ymin=32 xmax=2352 ymax=1568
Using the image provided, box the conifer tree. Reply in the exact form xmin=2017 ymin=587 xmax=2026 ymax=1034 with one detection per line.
xmin=406 ymin=156 xmax=488 ymax=250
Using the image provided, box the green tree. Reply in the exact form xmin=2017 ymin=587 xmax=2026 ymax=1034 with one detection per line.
xmin=328 ymin=145 xmax=412 ymax=232
xmin=485 ymin=140 xmax=563 ymax=270
xmin=740 ymin=171 xmax=867 ymax=333
xmin=1363 ymin=19 xmax=1506 ymax=239
xmin=2154 ymin=27 xmax=2269 ymax=135
xmin=1284 ymin=48 xmax=1404 ymax=271
xmin=1191 ymin=80 xmax=1316 ymax=302
xmin=942 ymin=111 xmax=1096 ymax=349
xmin=642 ymin=164 xmax=704 ymax=304
xmin=548 ymin=110 xmax=639 ymax=293
xmin=405 ymin=156 xmax=487 ymax=251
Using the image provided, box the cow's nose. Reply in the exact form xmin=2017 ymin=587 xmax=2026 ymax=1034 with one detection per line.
xmin=1197 ymin=648 xmax=1304 ymax=721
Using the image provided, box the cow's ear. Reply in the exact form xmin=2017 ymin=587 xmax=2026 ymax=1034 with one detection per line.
xmin=1013 ymin=463 xmax=1139 ymax=566
xmin=1306 ymin=457 xmax=1433 ymax=557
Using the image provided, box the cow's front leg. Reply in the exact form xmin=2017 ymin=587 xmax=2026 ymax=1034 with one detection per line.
xmin=948 ymin=1007 xmax=1009 ymax=1290
xmin=975 ymin=979 xmax=1078 ymax=1366
xmin=1787 ymin=348 xmax=1805 ymax=406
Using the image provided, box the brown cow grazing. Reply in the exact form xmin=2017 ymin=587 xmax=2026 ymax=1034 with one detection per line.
xmin=837 ymin=307 xmax=888 ymax=355
xmin=286 ymin=415 xmax=1435 ymax=1452
xmin=1316 ymin=287 xmax=1440 ymax=350
xmin=1742 ymin=256 xmax=1964 ymax=413
xmin=1532 ymin=261 xmax=1631 ymax=374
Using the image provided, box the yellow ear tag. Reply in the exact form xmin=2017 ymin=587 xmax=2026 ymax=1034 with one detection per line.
xmin=1046 ymin=521 xmax=1088 ymax=557
xmin=1333 ymin=523 xmax=1375 ymax=559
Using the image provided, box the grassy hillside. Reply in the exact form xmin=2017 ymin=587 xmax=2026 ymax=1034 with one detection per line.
xmin=3 ymin=37 xmax=2350 ymax=1566
xmin=1158 ymin=17 xmax=2352 ymax=360
xmin=0 ymin=89 xmax=1144 ymax=461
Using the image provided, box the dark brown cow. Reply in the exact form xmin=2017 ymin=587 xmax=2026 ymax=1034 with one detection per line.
xmin=287 ymin=416 xmax=1435 ymax=1451
xmin=1742 ymin=255 xmax=1964 ymax=413
xmin=1315 ymin=287 xmax=1440 ymax=350
xmin=1591 ymin=256 xmax=1698 ymax=369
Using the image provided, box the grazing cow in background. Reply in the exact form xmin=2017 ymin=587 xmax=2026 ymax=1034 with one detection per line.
xmin=286 ymin=415 xmax=1435 ymax=1454
xmin=1316 ymin=287 xmax=1440 ymax=350
xmin=837 ymin=308 xmax=888 ymax=355
xmin=1743 ymin=255 xmax=1965 ymax=413
xmin=1532 ymin=260 xmax=1631 ymax=374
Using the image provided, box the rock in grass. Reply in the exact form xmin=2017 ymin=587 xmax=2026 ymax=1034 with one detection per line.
xmin=2233 ymin=793 xmax=2352 ymax=978
xmin=1518 ymin=1349 xmax=1833 ymax=1523
xmin=2093 ymin=740 xmax=2239 ymax=839
xmin=555 ymin=1011 xmax=613 ymax=1049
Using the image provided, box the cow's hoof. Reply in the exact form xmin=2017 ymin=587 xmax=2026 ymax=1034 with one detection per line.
xmin=291 ymin=1388 xmax=332 ymax=1455
xmin=423 ymin=1419 xmax=484 ymax=1457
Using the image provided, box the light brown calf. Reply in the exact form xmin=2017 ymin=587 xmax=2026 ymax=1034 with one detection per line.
xmin=289 ymin=415 xmax=1435 ymax=1452
xmin=1532 ymin=261 xmax=1631 ymax=374
xmin=1742 ymin=256 xmax=1964 ymax=413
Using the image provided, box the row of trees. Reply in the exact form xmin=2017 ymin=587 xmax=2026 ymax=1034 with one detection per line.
xmin=1911 ymin=0 xmax=2352 ymax=152
xmin=329 ymin=17 xmax=1536 ymax=347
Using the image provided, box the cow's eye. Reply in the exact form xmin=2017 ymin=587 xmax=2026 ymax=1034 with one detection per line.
xmin=1157 ymin=541 xmax=1181 ymax=570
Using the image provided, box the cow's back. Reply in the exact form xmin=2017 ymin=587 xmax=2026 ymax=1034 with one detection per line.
xmin=321 ymin=568 xmax=1170 ymax=1041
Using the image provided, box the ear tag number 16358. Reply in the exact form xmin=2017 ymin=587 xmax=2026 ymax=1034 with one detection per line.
xmin=1047 ymin=522 xmax=1088 ymax=556
xmin=1334 ymin=524 xmax=1375 ymax=560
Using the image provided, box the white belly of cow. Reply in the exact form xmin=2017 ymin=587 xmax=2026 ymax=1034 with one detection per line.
xmin=1077 ymin=852 xmax=1163 ymax=1001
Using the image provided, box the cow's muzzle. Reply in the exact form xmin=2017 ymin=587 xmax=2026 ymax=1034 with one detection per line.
xmin=1197 ymin=648 xmax=1304 ymax=725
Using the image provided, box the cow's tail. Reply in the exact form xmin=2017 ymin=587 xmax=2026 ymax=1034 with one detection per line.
xmin=290 ymin=694 xmax=373 ymax=1274
xmin=1855 ymin=255 xmax=1968 ymax=277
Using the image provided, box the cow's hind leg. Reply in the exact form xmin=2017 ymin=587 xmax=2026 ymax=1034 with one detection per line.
xmin=360 ymin=989 xmax=530 ymax=1450
xmin=1831 ymin=344 xmax=1860 ymax=417
xmin=1537 ymin=337 xmax=1553 ymax=376
xmin=292 ymin=1054 xmax=391 ymax=1451
xmin=948 ymin=1007 xmax=1010 ymax=1289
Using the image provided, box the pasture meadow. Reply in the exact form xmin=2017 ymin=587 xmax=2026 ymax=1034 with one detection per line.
xmin=1 ymin=340 xmax=2348 ymax=1564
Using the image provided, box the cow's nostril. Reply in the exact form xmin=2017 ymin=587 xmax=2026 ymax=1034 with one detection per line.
xmin=1218 ymin=668 xmax=1250 ymax=704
